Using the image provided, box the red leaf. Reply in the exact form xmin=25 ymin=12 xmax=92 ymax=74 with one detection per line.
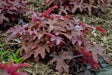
xmin=6 ymin=25 xmax=25 ymax=41
xmin=33 ymin=43 xmax=50 ymax=59
xmin=43 ymin=6 xmax=58 ymax=16
xmin=64 ymin=15 xmax=73 ymax=18
xmin=46 ymin=33 xmax=64 ymax=45
xmin=58 ymin=6 xmax=69 ymax=15
xmin=0 ymin=63 xmax=7 ymax=69
xmin=86 ymin=43 xmax=111 ymax=64
xmin=70 ymin=0 xmax=84 ymax=13
xmin=0 ymin=13 xmax=9 ymax=24
xmin=50 ymin=51 xmax=72 ymax=73
xmin=0 ymin=62 xmax=30 ymax=75
xmin=83 ymin=2 xmax=97 ymax=15
xmin=11 ymin=72 xmax=28 ymax=75
xmin=82 ymin=54 xmax=99 ymax=70
xmin=6 ymin=62 xmax=30 ymax=74
xmin=19 ymin=39 xmax=33 ymax=57
xmin=80 ymin=48 xmax=92 ymax=56
xmin=95 ymin=26 xmax=105 ymax=34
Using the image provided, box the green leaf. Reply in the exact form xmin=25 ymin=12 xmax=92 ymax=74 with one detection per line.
xmin=8 ymin=55 xmax=13 ymax=59
xmin=17 ymin=57 xmax=23 ymax=63
xmin=2 ymin=61 xmax=6 ymax=63
xmin=86 ymin=31 xmax=89 ymax=35
xmin=0 ymin=48 xmax=3 ymax=54
xmin=0 ymin=44 xmax=4 ymax=47
xmin=4 ymin=49 xmax=9 ymax=55
xmin=12 ymin=53 xmax=17 ymax=59
xmin=15 ymin=50 xmax=20 ymax=55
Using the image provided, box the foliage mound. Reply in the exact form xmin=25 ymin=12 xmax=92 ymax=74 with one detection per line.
xmin=44 ymin=0 xmax=112 ymax=15
xmin=7 ymin=6 xmax=111 ymax=74
xmin=0 ymin=0 xmax=28 ymax=27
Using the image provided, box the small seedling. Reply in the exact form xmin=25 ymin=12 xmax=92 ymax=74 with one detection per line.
xmin=8 ymin=50 xmax=23 ymax=63
xmin=0 ymin=44 xmax=9 ymax=63
xmin=0 ymin=44 xmax=23 ymax=64
xmin=0 ymin=44 xmax=4 ymax=47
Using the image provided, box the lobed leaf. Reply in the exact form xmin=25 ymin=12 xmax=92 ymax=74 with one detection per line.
xmin=50 ymin=51 xmax=72 ymax=73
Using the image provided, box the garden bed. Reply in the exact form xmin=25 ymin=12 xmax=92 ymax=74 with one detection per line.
xmin=0 ymin=0 xmax=112 ymax=75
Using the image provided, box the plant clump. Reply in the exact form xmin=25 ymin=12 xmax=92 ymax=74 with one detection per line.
xmin=6 ymin=6 xmax=111 ymax=74
xmin=0 ymin=0 xmax=28 ymax=28
xmin=44 ymin=0 xmax=112 ymax=15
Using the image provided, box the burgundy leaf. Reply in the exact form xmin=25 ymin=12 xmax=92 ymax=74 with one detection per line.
xmin=0 ymin=13 xmax=9 ymax=24
xmin=33 ymin=43 xmax=50 ymax=59
xmin=6 ymin=62 xmax=30 ymax=74
xmin=6 ymin=25 xmax=25 ymax=41
xmin=70 ymin=0 xmax=84 ymax=13
xmin=6 ymin=6 xmax=111 ymax=74
xmin=86 ymin=43 xmax=111 ymax=64
xmin=82 ymin=54 xmax=99 ymax=70
xmin=58 ymin=6 xmax=69 ymax=15
xmin=50 ymin=51 xmax=72 ymax=73
xmin=43 ymin=6 xmax=58 ymax=16
xmin=83 ymin=2 xmax=97 ymax=15
xmin=95 ymin=26 xmax=105 ymax=34
xmin=11 ymin=72 xmax=27 ymax=75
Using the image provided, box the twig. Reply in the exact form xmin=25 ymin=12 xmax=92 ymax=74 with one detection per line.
xmin=4 ymin=43 xmax=19 ymax=45
xmin=71 ymin=55 xmax=82 ymax=59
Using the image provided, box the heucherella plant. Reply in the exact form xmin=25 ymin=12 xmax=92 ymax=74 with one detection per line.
xmin=0 ymin=61 xmax=30 ymax=75
xmin=44 ymin=0 xmax=112 ymax=15
xmin=0 ymin=0 xmax=28 ymax=27
xmin=6 ymin=6 xmax=111 ymax=73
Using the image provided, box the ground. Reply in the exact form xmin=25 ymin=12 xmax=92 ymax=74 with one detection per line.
xmin=0 ymin=1 xmax=112 ymax=75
